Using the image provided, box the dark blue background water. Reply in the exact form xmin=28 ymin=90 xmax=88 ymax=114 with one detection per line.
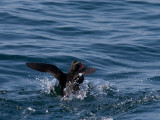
xmin=0 ymin=0 xmax=160 ymax=119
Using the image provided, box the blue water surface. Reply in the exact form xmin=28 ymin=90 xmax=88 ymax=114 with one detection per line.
xmin=0 ymin=0 xmax=160 ymax=120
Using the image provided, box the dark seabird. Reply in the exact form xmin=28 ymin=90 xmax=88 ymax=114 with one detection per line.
xmin=26 ymin=60 xmax=96 ymax=96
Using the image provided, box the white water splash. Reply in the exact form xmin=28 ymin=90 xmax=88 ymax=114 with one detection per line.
xmin=27 ymin=107 xmax=36 ymax=112
xmin=23 ymin=107 xmax=36 ymax=119
xmin=61 ymin=79 xmax=90 ymax=101
xmin=89 ymin=79 xmax=111 ymax=96
xmin=35 ymin=77 xmax=58 ymax=94
xmin=46 ymin=109 xmax=49 ymax=113
xmin=31 ymin=77 xmax=111 ymax=100
xmin=101 ymin=117 xmax=113 ymax=120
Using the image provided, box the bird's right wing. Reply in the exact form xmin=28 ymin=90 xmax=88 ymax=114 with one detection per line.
xmin=73 ymin=67 xmax=96 ymax=80
xmin=79 ymin=67 xmax=96 ymax=75
xmin=26 ymin=63 xmax=65 ymax=81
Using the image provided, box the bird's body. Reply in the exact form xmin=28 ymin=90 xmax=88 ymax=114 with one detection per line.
xmin=26 ymin=60 xmax=96 ymax=96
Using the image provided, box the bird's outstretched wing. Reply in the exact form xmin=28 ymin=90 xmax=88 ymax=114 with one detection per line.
xmin=26 ymin=63 xmax=65 ymax=81
xmin=79 ymin=67 xmax=96 ymax=75
xmin=72 ymin=67 xmax=96 ymax=81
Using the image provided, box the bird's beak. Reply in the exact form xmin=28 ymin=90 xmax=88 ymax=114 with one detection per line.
xmin=81 ymin=63 xmax=84 ymax=68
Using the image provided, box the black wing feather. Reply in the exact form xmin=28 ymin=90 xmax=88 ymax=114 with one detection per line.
xmin=79 ymin=67 xmax=96 ymax=75
xmin=26 ymin=63 xmax=64 ymax=81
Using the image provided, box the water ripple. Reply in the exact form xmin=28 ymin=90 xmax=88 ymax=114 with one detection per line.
xmin=0 ymin=0 xmax=160 ymax=119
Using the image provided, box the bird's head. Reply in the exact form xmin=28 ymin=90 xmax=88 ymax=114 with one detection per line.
xmin=69 ymin=60 xmax=84 ymax=73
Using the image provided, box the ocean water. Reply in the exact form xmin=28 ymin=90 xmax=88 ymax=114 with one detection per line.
xmin=0 ymin=0 xmax=160 ymax=119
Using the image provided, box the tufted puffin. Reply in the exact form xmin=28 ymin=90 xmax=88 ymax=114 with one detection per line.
xmin=26 ymin=60 xmax=96 ymax=96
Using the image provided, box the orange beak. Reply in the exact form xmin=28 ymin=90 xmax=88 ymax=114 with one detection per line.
xmin=81 ymin=63 xmax=84 ymax=68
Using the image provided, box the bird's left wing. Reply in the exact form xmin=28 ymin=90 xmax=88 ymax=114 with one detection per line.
xmin=26 ymin=63 xmax=65 ymax=82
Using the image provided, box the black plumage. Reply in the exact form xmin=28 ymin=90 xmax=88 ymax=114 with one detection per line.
xmin=26 ymin=60 xmax=96 ymax=96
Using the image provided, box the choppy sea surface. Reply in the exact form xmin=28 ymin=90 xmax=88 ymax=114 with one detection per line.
xmin=0 ymin=0 xmax=160 ymax=120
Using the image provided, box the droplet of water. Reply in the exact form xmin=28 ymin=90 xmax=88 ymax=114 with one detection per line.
xmin=27 ymin=107 xmax=35 ymax=112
